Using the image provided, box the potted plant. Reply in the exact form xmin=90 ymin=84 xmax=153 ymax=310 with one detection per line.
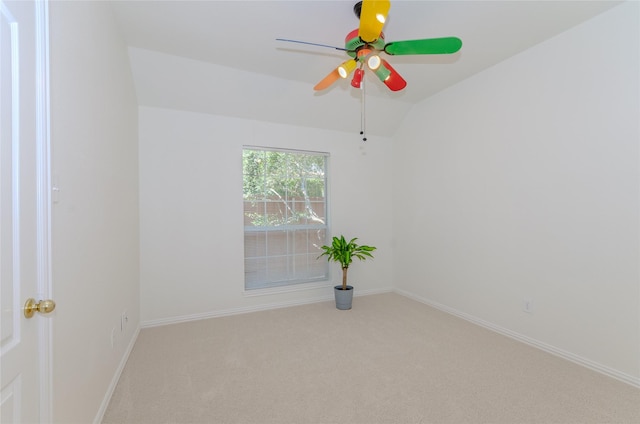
xmin=318 ymin=235 xmax=376 ymax=310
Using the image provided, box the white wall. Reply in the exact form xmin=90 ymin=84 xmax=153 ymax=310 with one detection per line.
xmin=393 ymin=2 xmax=639 ymax=383
xmin=49 ymin=2 xmax=139 ymax=422
xmin=139 ymin=107 xmax=394 ymax=324
xmin=126 ymin=47 xmax=413 ymax=138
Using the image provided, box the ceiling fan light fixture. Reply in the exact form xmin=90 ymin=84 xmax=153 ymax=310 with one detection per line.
xmin=373 ymin=64 xmax=391 ymax=81
xmin=338 ymin=59 xmax=357 ymax=78
xmin=367 ymin=54 xmax=381 ymax=70
xmin=351 ymin=68 xmax=364 ymax=88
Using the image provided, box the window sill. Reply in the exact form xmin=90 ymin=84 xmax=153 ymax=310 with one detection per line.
xmin=243 ymin=280 xmax=334 ymax=297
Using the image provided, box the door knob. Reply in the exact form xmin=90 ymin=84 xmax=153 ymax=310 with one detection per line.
xmin=24 ymin=298 xmax=56 ymax=318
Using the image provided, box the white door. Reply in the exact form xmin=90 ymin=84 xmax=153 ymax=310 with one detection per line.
xmin=1 ymin=0 xmax=52 ymax=423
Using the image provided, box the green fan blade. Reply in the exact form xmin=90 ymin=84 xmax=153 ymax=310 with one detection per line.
xmin=384 ymin=37 xmax=462 ymax=55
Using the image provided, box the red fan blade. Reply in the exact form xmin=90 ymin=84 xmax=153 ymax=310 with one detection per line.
xmin=380 ymin=59 xmax=406 ymax=91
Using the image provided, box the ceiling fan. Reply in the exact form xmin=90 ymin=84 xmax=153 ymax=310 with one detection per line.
xmin=277 ymin=0 xmax=463 ymax=92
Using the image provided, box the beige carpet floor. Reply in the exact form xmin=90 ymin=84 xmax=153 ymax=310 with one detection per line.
xmin=102 ymin=293 xmax=640 ymax=424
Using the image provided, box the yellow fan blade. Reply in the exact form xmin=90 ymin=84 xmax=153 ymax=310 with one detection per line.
xmin=359 ymin=0 xmax=390 ymax=43
xmin=313 ymin=68 xmax=341 ymax=91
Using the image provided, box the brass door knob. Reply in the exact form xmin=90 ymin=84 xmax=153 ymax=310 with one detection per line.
xmin=24 ymin=298 xmax=56 ymax=318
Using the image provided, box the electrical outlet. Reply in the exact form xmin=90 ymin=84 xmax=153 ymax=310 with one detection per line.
xmin=523 ymin=298 xmax=534 ymax=313
xmin=120 ymin=311 xmax=128 ymax=331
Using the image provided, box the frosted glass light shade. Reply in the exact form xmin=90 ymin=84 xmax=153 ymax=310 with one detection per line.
xmin=367 ymin=55 xmax=381 ymax=70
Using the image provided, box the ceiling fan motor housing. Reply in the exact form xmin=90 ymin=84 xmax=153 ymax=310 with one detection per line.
xmin=345 ymin=28 xmax=385 ymax=60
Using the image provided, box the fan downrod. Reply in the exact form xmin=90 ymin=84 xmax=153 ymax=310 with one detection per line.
xmin=353 ymin=1 xmax=363 ymax=19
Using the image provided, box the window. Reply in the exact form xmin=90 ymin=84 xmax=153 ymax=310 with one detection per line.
xmin=243 ymin=147 xmax=329 ymax=290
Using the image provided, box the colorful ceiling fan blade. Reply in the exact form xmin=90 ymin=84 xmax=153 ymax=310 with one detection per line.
xmin=275 ymin=38 xmax=350 ymax=52
xmin=314 ymin=68 xmax=341 ymax=91
xmin=380 ymin=59 xmax=406 ymax=91
xmin=314 ymin=59 xmax=357 ymax=91
xmin=384 ymin=37 xmax=462 ymax=55
xmin=358 ymin=0 xmax=390 ymax=43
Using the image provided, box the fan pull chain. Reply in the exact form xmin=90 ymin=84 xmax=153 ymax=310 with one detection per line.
xmin=360 ymin=71 xmax=367 ymax=142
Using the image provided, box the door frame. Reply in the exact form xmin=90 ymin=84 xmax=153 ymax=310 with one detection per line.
xmin=33 ymin=0 xmax=53 ymax=421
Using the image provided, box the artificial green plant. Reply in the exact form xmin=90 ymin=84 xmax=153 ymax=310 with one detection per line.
xmin=318 ymin=235 xmax=376 ymax=290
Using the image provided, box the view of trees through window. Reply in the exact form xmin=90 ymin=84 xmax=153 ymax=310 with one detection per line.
xmin=243 ymin=148 xmax=329 ymax=289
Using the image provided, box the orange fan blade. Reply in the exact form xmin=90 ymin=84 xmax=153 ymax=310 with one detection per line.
xmin=313 ymin=59 xmax=357 ymax=91
xmin=359 ymin=0 xmax=390 ymax=43
xmin=314 ymin=68 xmax=341 ymax=91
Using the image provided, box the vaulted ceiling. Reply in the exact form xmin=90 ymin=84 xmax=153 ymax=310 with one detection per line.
xmin=110 ymin=0 xmax=621 ymax=137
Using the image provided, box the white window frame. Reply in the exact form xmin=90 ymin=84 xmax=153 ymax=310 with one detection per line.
xmin=243 ymin=146 xmax=329 ymax=291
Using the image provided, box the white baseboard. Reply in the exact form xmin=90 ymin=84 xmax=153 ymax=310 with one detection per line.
xmin=93 ymin=326 xmax=141 ymax=424
xmin=141 ymin=287 xmax=393 ymax=329
xmin=394 ymin=288 xmax=640 ymax=389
